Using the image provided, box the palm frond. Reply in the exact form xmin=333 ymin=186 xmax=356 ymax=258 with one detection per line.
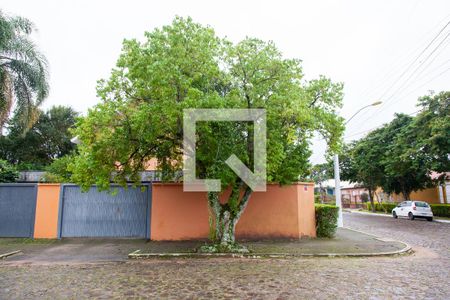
xmin=0 ymin=10 xmax=48 ymax=132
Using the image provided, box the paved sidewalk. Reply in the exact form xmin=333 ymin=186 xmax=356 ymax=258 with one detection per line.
xmin=130 ymin=228 xmax=409 ymax=258
xmin=346 ymin=209 xmax=450 ymax=224
xmin=0 ymin=228 xmax=409 ymax=265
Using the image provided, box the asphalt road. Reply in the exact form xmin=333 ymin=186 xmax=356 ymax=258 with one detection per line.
xmin=0 ymin=212 xmax=449 ymax=299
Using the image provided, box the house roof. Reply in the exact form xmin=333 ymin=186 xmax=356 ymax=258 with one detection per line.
xmin=315 ymin=179 xmax=360 ymax=189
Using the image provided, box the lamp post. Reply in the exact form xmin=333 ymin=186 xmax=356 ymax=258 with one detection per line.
xmin=334 ymin=100 xmax=382 ymax=227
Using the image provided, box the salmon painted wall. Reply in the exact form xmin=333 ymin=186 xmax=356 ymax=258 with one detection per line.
xmin=151 ymin=182 xmax=316 ymax=241
xmin=33 ymin=184 xmax=61 ymax=239
xmin=236 ymin=183 xmax=315 ymax=239
xmin=297 ymin=183 xmax=316 ymax=237
xmin=151 ymin=183 xmax=210 ymax=240
xmin=390 ymin=187 xmax=440 ymax=204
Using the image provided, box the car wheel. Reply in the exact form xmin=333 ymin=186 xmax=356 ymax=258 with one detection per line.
xmin=393 ymin=211 xmax=398 ymax=219
xmin=427 ymin=217 xmax=433 ymax=222
xmin=408 ymin=212 xmax=415 ymax=220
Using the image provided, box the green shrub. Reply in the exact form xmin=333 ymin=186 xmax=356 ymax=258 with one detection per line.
xmin=315 ymin=204 xmax=339 ymax=238
xmin=314 ymin=194 xmax=321 ymax=203
xmin=41 ymin=154 xmax=74 ymax=183
xmin=0 ymin=159 xmax=19 ymax=183
xmin=366 ymin=202 xmax=450 ymax=218
xmin=430 ymin=204 xmax=450 ymax=218
xmin=366 ymin=202 xmax=397 ymax=213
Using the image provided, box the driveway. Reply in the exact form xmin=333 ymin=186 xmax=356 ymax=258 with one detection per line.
xmin=1 ymin=213 xmax=450 ymax=299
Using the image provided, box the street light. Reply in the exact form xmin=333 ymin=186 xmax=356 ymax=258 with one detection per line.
xmin=334 ymin=100 xmax=382 ymax=227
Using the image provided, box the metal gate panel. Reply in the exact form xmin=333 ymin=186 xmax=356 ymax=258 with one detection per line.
xmin=0 ymin=184 xmax=37 ymax=237
xmin=59 ymin=185 xmax=151 ymax=238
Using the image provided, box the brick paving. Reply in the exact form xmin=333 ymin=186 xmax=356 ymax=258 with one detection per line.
xmin=1 ymin=213 xmax=450 ymax=299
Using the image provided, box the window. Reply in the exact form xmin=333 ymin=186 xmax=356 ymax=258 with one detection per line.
xmin=414 ymin=201 xmax=429 ymax=207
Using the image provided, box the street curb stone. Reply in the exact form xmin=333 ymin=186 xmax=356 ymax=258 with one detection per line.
xmin=0 ymin=250 xmax=21 ymax=259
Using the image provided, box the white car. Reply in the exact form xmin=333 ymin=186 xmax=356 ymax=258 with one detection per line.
xmin=392 ymin=201 xmax=433 ymax=221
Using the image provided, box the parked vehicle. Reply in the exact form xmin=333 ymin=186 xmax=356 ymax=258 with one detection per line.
xmin=392 ymin=201 xmax=433 ymax=221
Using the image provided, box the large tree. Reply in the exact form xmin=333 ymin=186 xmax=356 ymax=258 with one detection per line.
xmin=339 ymin=138 xmax=385 ymax=212
xmin=0 ymin=105 xmax=78 ymax=169
xmin=0 ymin=11 xmax=49 ymax=131
xmin=411 ymin=91 xmax=450 ymax=176
xmin=380 ymin=114 xmax=434 ymax=200
xmin=341 ymin=107 xmax=443 ymax=204
xmin=70 ymin=17 xmax=344 ymax=250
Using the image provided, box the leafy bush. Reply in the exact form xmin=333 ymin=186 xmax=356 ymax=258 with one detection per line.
xmin=315 ymin=204 xmax=339 ymax=238
xmin=40 ymin=154 xmax=74 ymax=183
xmin=367 ymin=202 xmax=450 ymax=218
xmin=314 ymin=194 xmax=321 ymax=203
xmin=430 ymin=204 xmax=450 ymax=218
xmin=366 ymin=202 xmax=397 ymax=213
xmin=0 ymin=159 xmax=19 ymax=182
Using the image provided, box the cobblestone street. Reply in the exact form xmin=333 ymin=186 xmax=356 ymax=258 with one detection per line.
xmin=1 ymin=212 xmax=450 ymax=299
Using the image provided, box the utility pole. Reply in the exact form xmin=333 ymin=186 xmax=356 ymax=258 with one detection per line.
xmin=334 ymin=101 xmax=382 ymax=227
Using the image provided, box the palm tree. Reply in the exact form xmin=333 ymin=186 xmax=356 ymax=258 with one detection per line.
xmin=0 ymin=10 xmax=49 ymax=132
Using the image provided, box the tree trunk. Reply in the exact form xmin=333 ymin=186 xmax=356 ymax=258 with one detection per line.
xmin=319 ymin=184 xmax=324 ymax=204
xmin=368 ymin=187 xmax=375 ymax=212
xmin=207 ymin=185 xmax=252 ymax=247
xmin=402 ymin=186 xmax=410 ymax=201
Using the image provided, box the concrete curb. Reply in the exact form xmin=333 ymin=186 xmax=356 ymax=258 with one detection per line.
xmin=128 ymin=232 xmax=412 ymax=259
xmin=0 ymin=250 xmax=21 ymax=259
xmin=343 ymin=227 xmax=412 ymax=256
xmin=346 ymin=210 xmax=450 ymax=223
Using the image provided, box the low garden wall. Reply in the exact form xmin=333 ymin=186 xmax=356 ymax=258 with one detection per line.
xmin=0 ymin=182 xmax=317 ymax=240
xmin=151 ymin=182 xmax=316 ymax=240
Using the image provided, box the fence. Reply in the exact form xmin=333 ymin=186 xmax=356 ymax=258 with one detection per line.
xmin=0 ymin=182 xmax=316 ymax=240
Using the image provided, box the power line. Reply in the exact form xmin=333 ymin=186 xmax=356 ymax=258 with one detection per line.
xmin=386 ymin=67 xmax=450 ymax=105
xmin=344 ymin=109 xmax=422 ymax=140
xmin=377 ymin=20 xmax=450 ymax=102
xmin=375 ymin=31 xmax=450 ymax=115
xmin=352 ymin=13 xmax=450 ymax=107
xmin=345 ymin=95 xmax=449 ymax=141
xmin=351 ymin=20 xmax=450 ymax=130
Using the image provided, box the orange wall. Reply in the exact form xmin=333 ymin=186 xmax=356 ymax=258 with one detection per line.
xmin=390 ymin=187 xmax=441 ymax=204
xmin=151 ymin=183 xmax=210 ymax=240
xmin=297 ymin=183 xmax=316 ymax=237
xmin=151 ymin=182 xmax=316 ymax=241
xmin=33 ymin=184 xmax=61 ymax=239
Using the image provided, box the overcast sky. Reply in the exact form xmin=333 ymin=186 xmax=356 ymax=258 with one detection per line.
xmin=3 ymin=0 xmax=450 ymax=164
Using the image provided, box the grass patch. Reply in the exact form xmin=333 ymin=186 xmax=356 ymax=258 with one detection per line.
xmin=0 ymin=238 xmax=58 ymax=245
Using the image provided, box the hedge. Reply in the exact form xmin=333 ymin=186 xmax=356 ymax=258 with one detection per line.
xmin=315 ymin=204 xmax=339 ymax=238
xmin=430 ymin=204 xmax=450 ymax=218
xmin=366 ymin=202 xmax=450 ymax=218
xmin=366 ymin=202 xmax=397 ymax=213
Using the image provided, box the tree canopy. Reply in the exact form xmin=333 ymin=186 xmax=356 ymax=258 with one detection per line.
xmin=70 ymin=17 xmax=345 ymax=249
xmin=0 ymin=105 xmax=78 ymax=169
xmin=339 ymin=91 xmax=449 ymax=202
xmin=411 ymin=91 xmax=450 ymax=175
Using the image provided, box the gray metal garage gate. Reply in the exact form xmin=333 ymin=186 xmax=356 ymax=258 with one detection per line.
xmin=0 ymin=184 xmax=37 ymax=237
xmin=58 ymin=184 xmax=151 ymax=238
